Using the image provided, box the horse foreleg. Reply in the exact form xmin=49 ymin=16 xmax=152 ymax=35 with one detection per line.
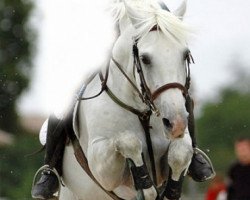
xmin=164 ymin=132 xmax=193 ymax=200
xmin=114 ymin=131 xmax=158 ymax=200
xmin=88 ymin=131 xmax=157 ymax=200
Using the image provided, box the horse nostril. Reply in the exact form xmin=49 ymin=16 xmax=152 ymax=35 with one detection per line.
xmin=162 ymin=118 xmax=173 ymax=129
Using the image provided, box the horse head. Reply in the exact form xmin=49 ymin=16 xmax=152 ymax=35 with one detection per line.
xmin=112 ymin=0 xmax=192 ymax=139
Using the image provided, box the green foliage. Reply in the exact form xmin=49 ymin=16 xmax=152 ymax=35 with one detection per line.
xmin=0 ymin=0 xmax=35 ymax=133
xmin=0 ymin=0 xmax=38 ymax=198
xmin=0 ymin=133 xmax=43 ymax=199
xmin=197 ymin=89 xmax=250 ymax=174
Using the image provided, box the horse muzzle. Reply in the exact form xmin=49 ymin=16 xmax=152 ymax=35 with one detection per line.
xmin=162 ymin=116 xmax=187 ymax=139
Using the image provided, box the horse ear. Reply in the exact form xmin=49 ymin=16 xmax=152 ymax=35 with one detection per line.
xmin=173 ymin=0 xmax=187 ymax=19
xmin=158 ymin=1 xmax=170 ymax=12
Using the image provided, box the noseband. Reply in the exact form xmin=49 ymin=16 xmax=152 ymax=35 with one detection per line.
xmin=102 ymin=37 xmax=194 ymax=118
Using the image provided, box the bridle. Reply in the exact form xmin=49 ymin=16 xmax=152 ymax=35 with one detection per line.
xmin=79 ymin=27 xmax=194 ymax=116
xmin=96 ymin=37 xmax=194 ymax=118
xmin=130 ymin=38 xmax=193 ymax=116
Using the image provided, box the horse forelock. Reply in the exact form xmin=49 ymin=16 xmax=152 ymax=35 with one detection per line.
xmin=111 ymin=0 xmax=193 ymax=45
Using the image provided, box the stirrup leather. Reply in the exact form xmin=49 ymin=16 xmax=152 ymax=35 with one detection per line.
xmin=32 ymin=165 xmax=63 ymax=199
xmin=193 ymin=147 xmax=216 ymax=180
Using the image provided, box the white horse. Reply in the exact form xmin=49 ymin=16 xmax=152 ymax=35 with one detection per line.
xmin=60 ymin=0 xmax=193 ymax=199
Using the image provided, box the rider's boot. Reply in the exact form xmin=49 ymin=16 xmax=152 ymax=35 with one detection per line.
xmin=186 ymin=95 xmax=215 ymax=182
xmin=31 ymin=114 xmax=67 ymax=199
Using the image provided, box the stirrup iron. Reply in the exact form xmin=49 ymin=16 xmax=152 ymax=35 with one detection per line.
xmin=32 ymin=165 xmax=63 ymax=199
xmin=193 ymin=147 xmax=216 ymax=180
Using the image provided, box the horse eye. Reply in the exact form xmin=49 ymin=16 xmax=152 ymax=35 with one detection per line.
xmin=140 ymin=55 xmax=151 ymax=65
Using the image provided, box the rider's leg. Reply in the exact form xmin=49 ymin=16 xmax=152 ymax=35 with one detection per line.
xmin=186 ymin=95 xmax=215 ymax=182
xmin=44 ymin=115 xmax=67 ymax=174
xmin=31 ymin=114 xmax=67 ymax=199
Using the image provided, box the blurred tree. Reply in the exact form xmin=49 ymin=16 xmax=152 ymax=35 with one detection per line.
xmin=0 ymin=0 xmax=38 ymax=198
xmin=0 ymin=0 xmax=35 ymax=133
xmin=196 ymin=66 xmax=250 ymax=173
xmin=0 ymin=133 xmax=43 ymax=199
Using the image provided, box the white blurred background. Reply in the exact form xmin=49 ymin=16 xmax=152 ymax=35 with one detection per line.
xmin=19 ymin=0 xmax=250 ymax=117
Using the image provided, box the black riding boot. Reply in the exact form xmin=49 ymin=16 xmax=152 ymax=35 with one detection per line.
xmin=186 ymin=95 xmax=215 ymax=182
xmin=31 ymin=114 xmax=67 ymax=199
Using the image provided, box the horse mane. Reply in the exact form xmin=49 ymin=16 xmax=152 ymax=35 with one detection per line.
xmin=110 ymin=0 xmax=192 ymax=45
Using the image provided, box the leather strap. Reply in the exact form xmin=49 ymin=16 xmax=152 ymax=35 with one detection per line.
xmin=68 ymin=130 xmax=124 ymax=200
xmin=111 ymin=57 xmax=144 ymax=101
xmin=152 ymin=82 xmax=187 ymax=100
xmin=138 ymin=113 xmax=157 ymax=185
